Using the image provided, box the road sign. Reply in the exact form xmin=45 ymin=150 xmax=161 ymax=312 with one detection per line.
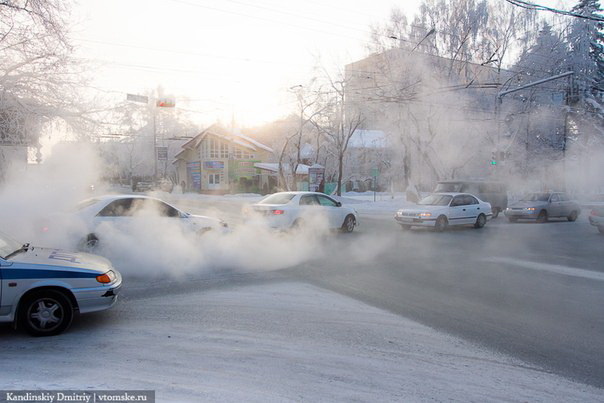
xmin=156 ymin=146 xmax=168 ymax=161
xmin=308 ymin=164 xmax=325 ymax=192
xmin=126 ymin=94 xmax=149 ymax=104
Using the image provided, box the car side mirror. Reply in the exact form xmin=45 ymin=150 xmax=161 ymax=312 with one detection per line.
xmin=335 ymin=201 xmax=342 ymax=207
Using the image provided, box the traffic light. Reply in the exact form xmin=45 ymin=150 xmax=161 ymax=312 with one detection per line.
xmin=156 ymin=98 xmax=176 ymax=107
xmin=491 ymin=152 xmax=497 ymax=165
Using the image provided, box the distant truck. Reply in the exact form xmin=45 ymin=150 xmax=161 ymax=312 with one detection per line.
xmin=434 ymin=180 xmax=508 ymax=218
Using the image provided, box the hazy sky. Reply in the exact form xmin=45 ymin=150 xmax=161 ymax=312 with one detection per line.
xmin=70 ymin=0 xmax=575 ymax=127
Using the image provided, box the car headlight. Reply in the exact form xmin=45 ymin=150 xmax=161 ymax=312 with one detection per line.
xmin=525 ymin=207 xmax=536 ymax=211
xmin=419 ymin=212 xmax=432 ymax=217
xmin=396 ymin=211 xmax=403 ymax=216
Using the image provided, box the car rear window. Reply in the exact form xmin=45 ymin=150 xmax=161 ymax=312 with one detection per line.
xmin=258 ymin=193 xmax=296 ymax=205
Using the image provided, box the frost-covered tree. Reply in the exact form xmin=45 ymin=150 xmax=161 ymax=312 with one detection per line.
xmin=0 ymin=0 xmax=89 ymax=150
xmin=516 ymin=23 xmax=567 ymax=80
xmin=564 ymin=0 xmax=604 ymax=104
xmin=370 ymin=0 xmax=537 ymax=69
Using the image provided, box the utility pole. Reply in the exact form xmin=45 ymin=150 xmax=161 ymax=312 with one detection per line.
xmin=152 ymin=106 xmax=157 ymax=180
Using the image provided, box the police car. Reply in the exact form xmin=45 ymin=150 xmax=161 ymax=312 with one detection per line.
xmin=0 ymin=231 xmax=121 ymax=336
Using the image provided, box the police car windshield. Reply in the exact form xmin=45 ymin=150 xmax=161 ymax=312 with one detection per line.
xmin=0 ymin=232 xmax=24 ymax=259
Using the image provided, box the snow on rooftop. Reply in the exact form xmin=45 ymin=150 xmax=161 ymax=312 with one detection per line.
xmin=254 ymin=162 xmax=310 ymax=175
xmin=235 ymin=132 xmax=273 ymax=153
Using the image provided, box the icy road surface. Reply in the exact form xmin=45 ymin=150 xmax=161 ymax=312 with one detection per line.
xmin=0 ymin=282 xmax=601 ymax=402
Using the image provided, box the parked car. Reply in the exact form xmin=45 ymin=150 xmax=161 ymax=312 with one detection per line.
xmin=434 ymin=180 xmax=507 ymax=218
xmin=133 ymin=181 xmax=153 ymax=192
xmin=588 ymin=206 xmax=604 ymax=234
xmin=154 ymin=178 xmax=174 ymax=193
xmin=70 ymin=195 xmax=228 ymax=249
xmin=0 ymin=231 xmax=121 ymax=336
xmin=504 ymin=192 xmax=580 ymax=223
xmin=395 ymin=193 xmax=492 ymax=231
xmin=248 ymin=191 xmax=359 ymax=232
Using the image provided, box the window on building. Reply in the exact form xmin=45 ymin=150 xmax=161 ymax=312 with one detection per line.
xmin=210 ymin=138 xmax=219 ymax=159
xmin=220 ymin=142 xmax=228 ymax=158
xmin=232 ymin=146 xmax=255 ymax=160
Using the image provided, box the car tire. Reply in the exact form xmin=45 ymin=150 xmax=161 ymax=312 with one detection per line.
xmin=567 ymin=211 xmax=578 ymax=222
xmin=341 ymin=215 xmax=356 ymax=233
xmin=291 ymin=218 xmax=305 ymax=231
xmin=508 ymin=217 xmax=518 ymax=223
xmin=434 ymin=216 xmax=448 ymax=232
xmin=19 ymin=290 xmax=74 ymax=337
xmin=598 ymin=226 xmax=604 ymax=235
xmin=474 ymin=213 xmax=487 ymax=229
xmin=537 ymin=210 xmax=548 ymax=223
xmin=400 ymin=224 xmax=412 ymax=231
xmin=492 ymin=208 xmax=500 ymax=219
xmin=80 ymin=233 xmax=99 ymax=251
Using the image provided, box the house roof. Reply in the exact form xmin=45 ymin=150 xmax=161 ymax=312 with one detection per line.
xmin=179 ymin=124 xmax=273 ymax=154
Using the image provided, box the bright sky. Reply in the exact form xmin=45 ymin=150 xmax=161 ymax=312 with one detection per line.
xmin=70 ymin=0 xmax=576 ymax=127
xmin=70 ymin=0 xmax=420 ymax=127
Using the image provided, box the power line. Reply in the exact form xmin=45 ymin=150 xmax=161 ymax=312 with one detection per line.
xmin=164 ymin=0 xmax=369 ymax=43
xmin=505 ymin=0 xmax=604 ymax=22
xmin=73 ymin=38 xmax=305 ymax=68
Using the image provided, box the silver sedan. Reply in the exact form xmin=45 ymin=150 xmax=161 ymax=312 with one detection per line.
xmin=504 ymin=192 xmax=581 ymax=223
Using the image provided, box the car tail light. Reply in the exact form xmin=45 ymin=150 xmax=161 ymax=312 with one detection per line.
xmin=96 ymin=270 xmax=116 ymax=284
xmin=272 ymin=210 xmax=285 ymax=215
xmin=591 ymin=209 xmax=596 ymax=216
xmin=41 ymin=226 xmax=49 ymax=233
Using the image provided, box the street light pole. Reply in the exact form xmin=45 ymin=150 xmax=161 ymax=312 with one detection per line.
xmin=152 ymin=105 xmax=157 ymax=180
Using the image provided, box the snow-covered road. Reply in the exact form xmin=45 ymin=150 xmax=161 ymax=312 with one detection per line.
xmin=1 ymin=282 xmax=601 ymax=402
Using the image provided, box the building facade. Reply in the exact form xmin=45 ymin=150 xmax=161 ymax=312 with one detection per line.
xmin=173 ymin=125 xmax=274 ymax=193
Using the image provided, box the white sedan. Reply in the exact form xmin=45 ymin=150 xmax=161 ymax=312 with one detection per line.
xmin=60 ymin=195 xmax=228 ymax=249
xmin=394 ymin=193 xmax=492 ymax=231
xmin=248 ymin=192 xmax=359 ymax=232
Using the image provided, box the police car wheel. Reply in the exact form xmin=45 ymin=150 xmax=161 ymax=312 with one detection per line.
xmin=19 ymin=290 xmax=74 ymax=337
xmin=85 ymin=233 xmax=99 ymax=249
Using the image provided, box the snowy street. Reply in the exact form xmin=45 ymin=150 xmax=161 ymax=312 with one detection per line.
xmin=1 ymin=281 xmax=601 ymax=402
xmin=2 ymin=192 xmax=603 ymax=401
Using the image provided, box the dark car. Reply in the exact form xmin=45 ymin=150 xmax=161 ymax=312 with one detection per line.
xmin=434 ymin=180 xmax=507 ymax=218
xmin=504 ymin=192 xmax=581 ymax=223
